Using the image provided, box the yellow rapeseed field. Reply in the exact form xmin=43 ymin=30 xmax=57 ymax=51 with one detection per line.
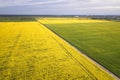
xmin=0 ymin=20 xmax=116 ymax=80
xmin=39 ymin=18 xmax=110 ymax=24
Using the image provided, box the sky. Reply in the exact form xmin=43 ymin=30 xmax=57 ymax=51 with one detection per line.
xmin=0 ymin=0 xmax=120 ymax=15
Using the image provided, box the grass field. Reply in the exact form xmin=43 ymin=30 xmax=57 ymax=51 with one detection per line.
xmin=0 ymin=17 xmax=117 ymax=80
xmin=0 ymin=17 xmax=36 ymax=22
xmin=39 ymin=18 xmax=120 ymax=78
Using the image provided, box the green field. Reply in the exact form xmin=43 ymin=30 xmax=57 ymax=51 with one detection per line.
xmin=40 ymin=18 xmax=120 ymax=77
xmin=0 ymin=17 xmax=36 ymax=22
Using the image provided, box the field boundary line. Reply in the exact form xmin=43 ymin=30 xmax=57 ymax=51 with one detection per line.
xmin=37 ymin=19 xmax=119 ymax=80
xmin=38 ymin=22 xmax=97 ymax=79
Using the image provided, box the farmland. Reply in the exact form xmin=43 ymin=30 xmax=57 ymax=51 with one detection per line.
xmin=0 ymin=17 xmax=118 ymax=80
xmin=39 ymin=18 xmax=120 ymax=78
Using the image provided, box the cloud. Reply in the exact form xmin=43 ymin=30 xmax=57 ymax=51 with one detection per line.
xmin=0 ymin=0 xmax=120 ymax=15
xmin=0 ymin=0 xmax=120 ymax=8
xmin=71 ymin=6 xmax=120 ymax=11
xmin=0 ymin=0 xmax=66 ymax=7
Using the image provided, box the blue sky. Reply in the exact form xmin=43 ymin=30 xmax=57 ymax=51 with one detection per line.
xmin=0 ymin=0 xmax=120 ymax=15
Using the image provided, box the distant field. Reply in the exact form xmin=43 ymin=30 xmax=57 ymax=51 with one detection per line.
xmin=40 ymin=18 xmax=120 ymax=78
xmin=0 ymin=17 xmax=117 ymax=80
xmin=0 ymin=17 xmax=36 ymax=22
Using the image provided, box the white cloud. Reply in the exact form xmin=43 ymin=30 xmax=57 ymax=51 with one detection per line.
xmin=0 ymin=0 xmax=120 ymax=8
xmin=0 ymin=0 xmax=66 ymax=7
xmin=0 ymin=0 xmax=120 ymax=15
xmin=73 ymin=6 xmax=120 ymax=10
